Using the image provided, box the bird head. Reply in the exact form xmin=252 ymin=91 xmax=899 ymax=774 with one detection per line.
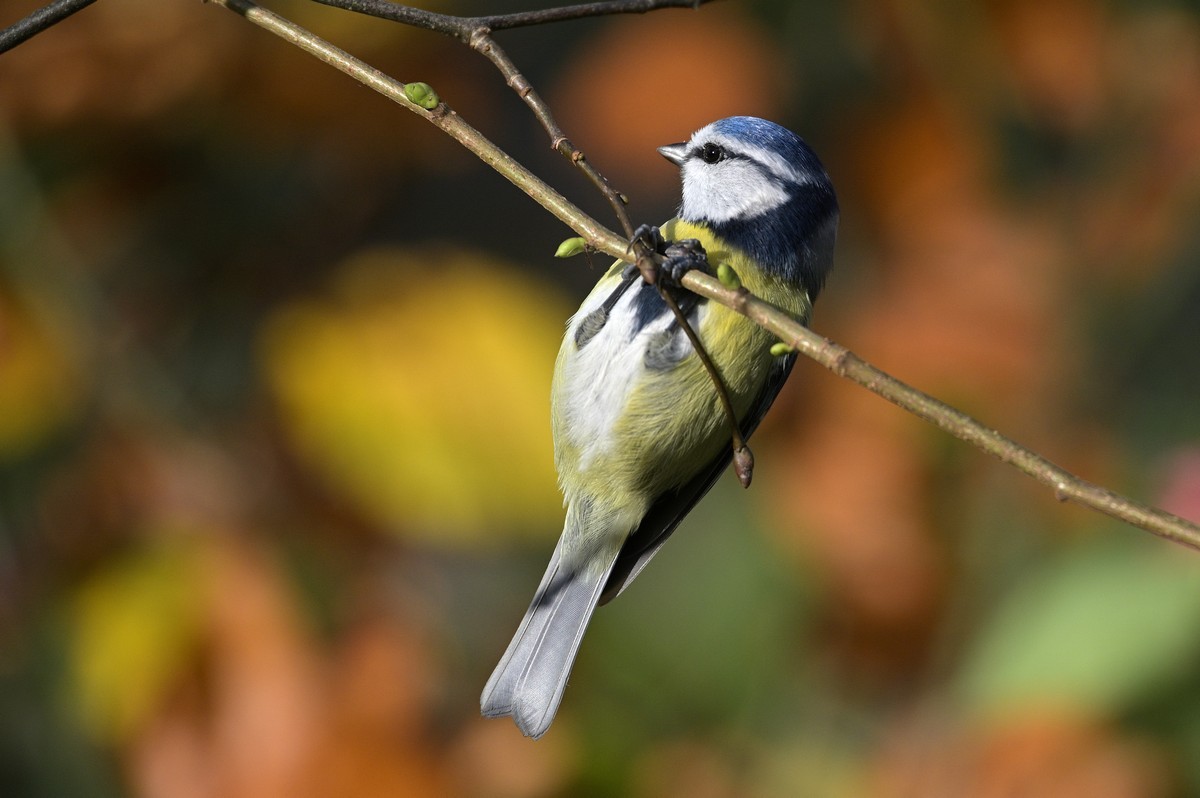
xmin=658 ymin=116 xmax=838 ymax=299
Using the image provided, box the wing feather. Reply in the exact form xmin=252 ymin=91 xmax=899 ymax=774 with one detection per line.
xmin=599 ymin=352 xmax=797 ymax=603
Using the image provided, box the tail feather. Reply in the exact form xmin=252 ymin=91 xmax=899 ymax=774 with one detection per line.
xmin=481 ymin=538 xmax=618 ymax=739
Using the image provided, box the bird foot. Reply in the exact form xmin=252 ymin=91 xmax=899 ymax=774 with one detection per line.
xmin=660 ymin=238 xmax=710 ymax=285
xmin=628 ymin=224 xmax=710 ymax=286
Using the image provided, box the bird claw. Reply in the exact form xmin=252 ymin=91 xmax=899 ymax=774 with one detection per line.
xmin=629 ymin=224 xmax=667 ymax=256
xmin=660 ymin=238 xmax=710 ymax=285
xmin=628 ymin=225 xmax=710 ymax=286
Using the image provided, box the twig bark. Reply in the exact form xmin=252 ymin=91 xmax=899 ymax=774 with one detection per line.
xmin=211 ymin=0 xmax=744 ymax=448
xmin=679 ymin=270 xmax=1200 ymax=551
xmin=306 ymin=0 xmax=710 ymax=35
xmin=206 ymin=0 xmax=1200 ymax=552
xmin=309 ymin=0 xmax=712 ymax=238
xmin=0 ymin=0 xmax=99 ymax=54
xmin=465 ymin=29 xmax=634 ymax=239
xmin=209 ymin=0 xmax=619 ymax=246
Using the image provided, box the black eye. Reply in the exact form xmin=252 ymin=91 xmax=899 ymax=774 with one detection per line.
xmin=699 ymin=143 xmax=725 ymax=164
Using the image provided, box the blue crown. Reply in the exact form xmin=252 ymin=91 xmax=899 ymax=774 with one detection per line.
xmin=708 ymin=116 xmax=826 ymax=179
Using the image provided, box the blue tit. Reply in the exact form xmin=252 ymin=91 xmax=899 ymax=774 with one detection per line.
xmin=481 ymin=116 xmax=838 ymax=739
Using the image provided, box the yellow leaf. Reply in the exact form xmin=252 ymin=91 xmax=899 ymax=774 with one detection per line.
xmin=69 ymin=539 xmax=203 ymax=742
xmin=260 ymin=247 xmax=569 ymax=544
xmin=0 ymin=289 xmax=83 ymax=459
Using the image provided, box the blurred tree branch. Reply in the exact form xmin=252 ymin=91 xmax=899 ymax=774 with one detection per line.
xmin=204 ymin=0 xmax=1200 ymax=550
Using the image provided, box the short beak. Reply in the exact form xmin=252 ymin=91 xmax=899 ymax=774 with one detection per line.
xmin=657 ymin=142 xmax=687 ymax=166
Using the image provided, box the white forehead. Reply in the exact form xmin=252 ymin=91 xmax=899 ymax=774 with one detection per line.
xmin=688 ymin=122 xmax=807 ymax=185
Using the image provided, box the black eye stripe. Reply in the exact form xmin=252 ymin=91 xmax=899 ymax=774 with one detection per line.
xmin=690 ymin=144 xmax=798 ymax=189
xmin=691 ymin=142 xmax=764 ymax=168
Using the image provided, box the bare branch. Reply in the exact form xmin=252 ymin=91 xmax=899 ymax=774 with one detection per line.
xmin=207 ymin=0 xmax=1200 ymax=551
xmin=304 ymin=1 xmax=745 ymax=430
xmin=681 ymin=270 xmax=1200 ymax=552
xmin=306 ymin=0 xmax=712 ymax=36
xmin=215 ymin=0 xmax=744 ymax=496
xmin=0 ymin=0 xmax=99 ymax=54
xmin=465 ymin=29 xmax=634 ymax=239
xmin=207 ymin=0 xmax=624 ymax=251
xmin=660 ymin=284 xmax=755 ymax=485
xmin=304 ymin=0 xmax=678 ymax=237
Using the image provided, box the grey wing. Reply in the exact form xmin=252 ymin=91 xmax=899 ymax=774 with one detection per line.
xmin=598 ymin=352 xmax=798 ymax=604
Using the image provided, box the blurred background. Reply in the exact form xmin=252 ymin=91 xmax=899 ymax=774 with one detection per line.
xmin=2 ymin=0 xmax=1200 ymax=795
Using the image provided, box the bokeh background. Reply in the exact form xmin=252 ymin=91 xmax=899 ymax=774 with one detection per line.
xmin=3 ymin=0 xmax=1200 ymax=795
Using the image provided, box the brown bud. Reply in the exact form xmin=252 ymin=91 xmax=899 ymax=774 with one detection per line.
xmin=733 ymin=445 xmax=754 ymax=488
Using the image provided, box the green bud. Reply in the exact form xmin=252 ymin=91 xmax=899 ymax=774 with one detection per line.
xmin=404 ymin=82 xmax=440 ymax=110
xmin=554 ymin=237 xmax=587 ymax=258
xmin=769 ymin=342 xmax=794 ymax=357
xmin=717 ymin=262 xmax=741 ymax=290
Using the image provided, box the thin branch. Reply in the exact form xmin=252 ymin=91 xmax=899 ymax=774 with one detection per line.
xmin=302 ymin=0 xmax=749 ymax=446
xmin=305 ymin=0 xmax=680 ymax=236
xmin=306 ymin=0 xmax=711 ymax=36
xmin=0 ymin=0 xmax=99 ymax=54
xmin=207 ymin=0 xmax=620 ymax=249
xmin=681 ymin=270 xmax=1200 ymax=552
xmin=465 ymin=29 xmax=634 ymax=239
xmin=215 ymin=0 xmax=747 ymax=472
xmin=659 ymin=283 xmax=754 ymax=486
xmin=302 ymin=0 xmax=760 ymax=449
xmin=206 ymin=0 xmax=1200 ymax=551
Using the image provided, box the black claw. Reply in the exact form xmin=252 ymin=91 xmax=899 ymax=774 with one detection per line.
xmin=628 ymin=225 xmax=711 ymax=287
xmin=630 ymin=224 xmax=666 ymax=256
xmin=660 ymin=238 xmax=710 ymax=284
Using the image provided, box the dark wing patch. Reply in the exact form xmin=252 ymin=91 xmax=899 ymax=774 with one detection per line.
xmin=598 ymin=352 xmax=798 ymax=604
xmin=574 ymin=267 xmax=640 ymax=349
xmin=574 ymin=306 xmax=608 ymax=348
xmin=631 ymin=280 xmax=671 ymax=331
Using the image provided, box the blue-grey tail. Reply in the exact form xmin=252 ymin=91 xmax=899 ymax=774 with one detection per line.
xmin=480 ymin=538 xmax=617 ymax=739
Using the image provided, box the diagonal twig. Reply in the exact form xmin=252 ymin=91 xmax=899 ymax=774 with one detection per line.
xmin=0 ymin=0 xmax=99 ymax=54
xmin=683 ymin=269 xmax=1200 ymax=553
xmin=303 ymin=1 xmax=718 ymax=237
xmin=208 ymin=0 xmax=618 ymax=247
xmin=658 ymin=284 xmax=756 ymax=486
xmin=464 ymin=28 xmax=633 ymax=239
xmin=306 ymin=0 xmax=711 ymax=35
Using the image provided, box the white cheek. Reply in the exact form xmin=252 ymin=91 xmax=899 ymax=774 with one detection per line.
xmin=679 ymin=162 xmax=791 ymax=223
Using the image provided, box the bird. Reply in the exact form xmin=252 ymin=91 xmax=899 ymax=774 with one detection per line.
xmin=480 ymin=116 xmax=838 ymax=739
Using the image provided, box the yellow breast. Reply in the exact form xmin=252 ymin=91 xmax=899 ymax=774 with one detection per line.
xmin=552 ymin=219 xmax=811 ymax=508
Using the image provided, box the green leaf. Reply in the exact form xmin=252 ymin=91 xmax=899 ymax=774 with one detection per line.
xmin=957 ymin=541 xmax=1200 ymax=720
xmin=583 ymin=480 xmax=810 ymax=735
